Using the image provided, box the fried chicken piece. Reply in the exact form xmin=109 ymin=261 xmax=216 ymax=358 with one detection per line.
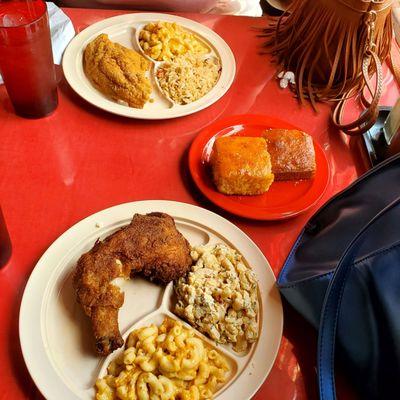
xmin=73 ymin=212 xmax=192 ymax=356
xmin=83 ymin=33 xmax=152 ymax=108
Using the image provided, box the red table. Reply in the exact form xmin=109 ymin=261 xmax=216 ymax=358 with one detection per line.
xmin=0 ymin=7 xmax=399 ymax=400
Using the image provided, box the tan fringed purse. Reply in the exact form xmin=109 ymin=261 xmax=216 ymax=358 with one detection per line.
xmin=263 ymin=0 xmax=398 ymax=136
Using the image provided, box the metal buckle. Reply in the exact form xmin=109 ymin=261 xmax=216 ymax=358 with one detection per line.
xmin=363 ymin=106 xmax=400 ymax=166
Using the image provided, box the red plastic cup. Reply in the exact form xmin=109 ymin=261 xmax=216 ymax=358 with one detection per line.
xmin=0 ymin=207 xmax=11 ymax=268
xmin=0 ymin=0 xmax=58 ymax=118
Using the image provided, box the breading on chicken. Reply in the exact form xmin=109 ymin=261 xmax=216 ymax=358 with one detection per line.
xmin=83 ymin=33 xmax=152 ymax=108
xmin=73 ymin=212 xmax=192 ymax=356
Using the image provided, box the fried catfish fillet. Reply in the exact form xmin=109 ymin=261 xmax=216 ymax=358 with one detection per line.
xmin=83 ymin=33 xmax=151 ymax=108
xmin=73 ymin=212 xmax=192 ymax=356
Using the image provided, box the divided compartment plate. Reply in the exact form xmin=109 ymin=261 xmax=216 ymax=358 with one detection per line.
xmin=19 ymin=200 xmax=283 ymax=400
xmin=62 ymin=13 xmax=236 ymax=119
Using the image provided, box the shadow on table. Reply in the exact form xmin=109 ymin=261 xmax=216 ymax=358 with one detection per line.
xmin=10 ymin=275 xmax=45 ymax=400
xmin=278 ymin=298 xmax=360 ymax=400
xmin=280 ymin=298 xmax=319 ymax=400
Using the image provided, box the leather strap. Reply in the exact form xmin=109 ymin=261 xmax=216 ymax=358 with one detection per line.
xmin=332 ymin=40 xmax=400 ymax=136
xmin=388 ymin=43 xmax=400 ymax=85
xmin=331 ymin=50 xmax=383 ymax=136
xmin=317 ymin=195 xmax=400 ymax=400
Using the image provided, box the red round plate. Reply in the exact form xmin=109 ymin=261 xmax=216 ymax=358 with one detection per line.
xmin=189 ymin=114 xmax=330 ymax=220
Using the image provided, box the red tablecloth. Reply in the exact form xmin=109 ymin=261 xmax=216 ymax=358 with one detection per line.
xmin=0 ymin=7 xmax=399 ymax=400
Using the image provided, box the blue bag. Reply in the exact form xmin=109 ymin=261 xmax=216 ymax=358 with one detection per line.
xmin=277 ymin=153 xmax=400 ymax=399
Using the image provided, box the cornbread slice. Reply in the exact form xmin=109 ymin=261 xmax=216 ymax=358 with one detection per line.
xmin=210 ymin=136 xmax=274 ymax=195
xmin=263 ymin=129 xmax=316 ymax=181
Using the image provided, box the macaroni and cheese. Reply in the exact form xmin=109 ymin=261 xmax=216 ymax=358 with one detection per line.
xmin=174 ymin=244 xmax=259 ymax=352
xmin=95 ymin=317 xmax=230 ymax=400
xmin=138 ymin=21 xmax=209 ymax=62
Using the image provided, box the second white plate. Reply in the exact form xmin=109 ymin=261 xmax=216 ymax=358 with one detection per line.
xmin=62 ymin=13 xmax=236 ymax=119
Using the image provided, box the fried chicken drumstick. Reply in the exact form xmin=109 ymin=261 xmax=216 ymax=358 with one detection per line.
xmin=73 ymin=212 xmax=192 ymax=356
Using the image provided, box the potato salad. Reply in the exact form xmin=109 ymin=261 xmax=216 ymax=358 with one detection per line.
xmin=174 ymin=244 xmax=259 ymax=352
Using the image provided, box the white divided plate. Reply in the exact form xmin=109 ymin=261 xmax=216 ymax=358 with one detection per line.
xmin=19 ymin=200 xmax=282 ymax=400
xmin=62 ymin=13 xmax=236 ymax=119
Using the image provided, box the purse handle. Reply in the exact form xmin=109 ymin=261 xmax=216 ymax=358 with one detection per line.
xmin=331 ymin=9 xmax=384 ymax=136
xmin=331 ymin=50 xmax=383 ymax=136
xmin=317 ymin=195 xmax=400 ymax=400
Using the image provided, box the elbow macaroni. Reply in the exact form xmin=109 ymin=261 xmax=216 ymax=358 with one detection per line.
xmin=95 ymin=318 xmax=230 ymax=400
xmin=174 ymin=244 xmax=259 ymax=353
xmin=138 ymin=22 xmax=209 ymax=62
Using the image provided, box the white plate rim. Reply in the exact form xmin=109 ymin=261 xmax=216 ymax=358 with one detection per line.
xmin=62 ymin=13 xmax=236 ymax=119
xmin=19 ymin=200 xmax=283 ymax=400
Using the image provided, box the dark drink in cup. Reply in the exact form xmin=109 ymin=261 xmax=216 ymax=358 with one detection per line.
xmin=0 ymin=0 xmax=58 ymax=118
xmin=0 ymin=207 xmax=11 ymax=268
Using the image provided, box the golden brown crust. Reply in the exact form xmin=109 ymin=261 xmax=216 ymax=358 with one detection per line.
xmin=73 ymin=212 xmax=192 ymax=355
xmin=83 ymin=34 xmax=151 ymax=108
xmin=210 ymin=136 xmax=274 ymax=195
xmin=263 ymin=129 xmax=316 ymax=181
xmin=91 ymin=307 xmax=124 ymax=355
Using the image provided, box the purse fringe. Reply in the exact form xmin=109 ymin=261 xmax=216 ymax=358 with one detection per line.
xmin=262 ymin=0 xmax=393 ymax=110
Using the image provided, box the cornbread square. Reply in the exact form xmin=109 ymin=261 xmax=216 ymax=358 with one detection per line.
xmin=263 ymin=129 xmax=316 ymax=181
xmin=210 ymin=136 xmax=274 ymax=195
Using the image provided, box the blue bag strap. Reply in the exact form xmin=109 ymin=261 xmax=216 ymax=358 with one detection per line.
xmin=317 ymin=196 xmax=400 ymax=400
